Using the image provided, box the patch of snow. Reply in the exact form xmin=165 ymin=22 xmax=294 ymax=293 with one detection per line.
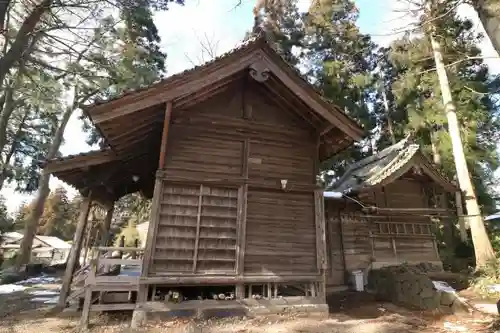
xmin=30 ymin=296 xmax=59 ymax=304
xmin=0 ymin=284 xmax=27 ymax=294
xmin=16 ymin=275 xmax=61 ymax=285
xmin=28 ymin=290 xmax=59 ymax=296
xmin=44 ymin=296 xmax=59 ymax=304
xmin=433 ymin=281 xmax=456 ymax=293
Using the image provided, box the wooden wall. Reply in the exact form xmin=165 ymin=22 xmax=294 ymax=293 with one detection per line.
xmin=148 ymin=83 xmax=320 ymax=277
xmin=324 ymin=175 xmax=444 ymax=285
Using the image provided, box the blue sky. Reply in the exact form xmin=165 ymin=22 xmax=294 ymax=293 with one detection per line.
xmin=2 ymin=0 xmax=499 ymax=212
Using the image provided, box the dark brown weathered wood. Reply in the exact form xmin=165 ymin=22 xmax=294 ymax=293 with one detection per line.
xmin=44 ymin=150 xmax=117 ymax=174
xmin=91 ymin=53 xmax=257 ymax=123
xmin=58 ymin=192 xmax=93 ymax=308
xmin=158 ymin=101 xmax=172 ymax=169
xmin=140 ymin=178 xmax=164 ymax=277
xmin=192 ymin=184 xmax=203 ymax=272
xmin=139 ymin=274 xmax=322 ymax=284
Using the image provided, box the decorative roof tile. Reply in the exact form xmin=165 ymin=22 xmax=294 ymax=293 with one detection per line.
xmin=330 ymin=137 xmax=456 ymax=193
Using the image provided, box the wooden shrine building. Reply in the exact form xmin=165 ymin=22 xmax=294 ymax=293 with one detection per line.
xmin=43 ymin=34 xmax=364 ymax=326
xmin=324 ymin=138 xmax=458 ymax=289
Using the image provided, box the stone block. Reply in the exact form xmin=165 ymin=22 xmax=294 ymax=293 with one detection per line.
xmin=440 ymin=292 xmax=456 ymax=306
xmin=420 ymin=286 xmax=435 ymax=299
xmin=450 ymin=298 xmax=470 ymax=314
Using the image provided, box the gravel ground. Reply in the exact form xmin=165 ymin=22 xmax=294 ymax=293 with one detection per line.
xmin=0 ymin=291 xmax=496 ymax=333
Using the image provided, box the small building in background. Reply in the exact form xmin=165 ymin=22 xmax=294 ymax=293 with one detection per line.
xmin=324 ymin=138 xmax=458 ymax=290
xmin=0 ymin=232 xmax=71 ymax=266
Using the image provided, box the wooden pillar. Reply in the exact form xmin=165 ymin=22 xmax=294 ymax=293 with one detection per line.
xmin=314 ymin=189 xmax=327 ymax=301
xmin=100 ymin=204 xmax=115 ymax=246
xmin=58 ymin=192 xmax=93 ymax=309
xmin=235 ymin=138 xmax=249 ymax=299
xmin=455 ymin=191 xmax=468 ymax=242
xmin=158 ymin=101 xmax=172 ymax=170
xmin=81 ymin=223 xmax=92 ymax=266
xmin=132 ymin=101 xmax=172 ymax=329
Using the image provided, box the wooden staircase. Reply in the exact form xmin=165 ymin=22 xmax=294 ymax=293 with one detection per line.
xmin=70 ymin=246 xmax=143 ymax=328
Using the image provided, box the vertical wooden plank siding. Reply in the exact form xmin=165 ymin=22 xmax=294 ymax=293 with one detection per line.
xmin=141 ymin=101 xmax=172 ymax=277
xmin=140 ymin=178 xmax=165 ymax=277
xmin=192 ymin=185 xmax=203 ymax=272
xmin=236 ymin=139 xmax=249 ymax=275
xmin=58 ymin=192 xmax=93 ymax=308
xmin=158 ymin=101 xmax=173 ymax=169
xmin=314 ymin=189 xmax=327 ymax=299
xmin=149 ymin=88 xmax=319 ymax=277
xmin=314 ymin=189 xmax=327 ymax=271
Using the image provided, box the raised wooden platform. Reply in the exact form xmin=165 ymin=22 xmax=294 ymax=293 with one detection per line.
xmin=70 ymin=247 xmax=329 ymax=330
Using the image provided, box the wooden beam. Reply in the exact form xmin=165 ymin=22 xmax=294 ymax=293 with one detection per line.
xmin=254 ymin=82 xmax=317 ymax=129
xmin=175 ymin=73 xmax=244 ymax=109
xmin=140 ymin=274 xmax=322 ymax=284
xmin=236 ymin=139 xmax=249 ymax=276
xmin=455 ymin=191 xmax=467 ymax=241
xmin=91 ymin=53 xmax=258 ymax=124
xmin=192 ymin=185 xmax=203 ymax=272
xmin=320 ymin=124 xmax=335 ymax=136
xmin=44 ymin=150 xmax=117 ymax=174
xmin=58 ymin=192 xmax=93 ymax=309
xmin=259 ymin=54 xmax=364 ymax=141
xmin=314 ymin=189 xmax=327 ymax=301
xmin=158 ymin=101 xmax=173 ymax=169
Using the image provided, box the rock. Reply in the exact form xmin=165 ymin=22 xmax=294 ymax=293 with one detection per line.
xmin=420 ymin=286 xmax=435 ymax=299
xmin=440 ymin=292 xmax=456 ymax=306
xmin=368 ymin=263 xmax=443 ymax=311
xmin=422 ymin=295 xmax=440 ymax=310
xmin=450 ymin=298 xmax=470 ymax=314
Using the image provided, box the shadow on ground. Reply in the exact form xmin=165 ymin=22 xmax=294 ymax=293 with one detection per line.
xmin=0 ymin=290 xmax=496 ymax=333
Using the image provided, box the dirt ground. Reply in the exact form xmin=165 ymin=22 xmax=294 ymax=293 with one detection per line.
xmin=0 ymin=291 xmax=497 ymax=333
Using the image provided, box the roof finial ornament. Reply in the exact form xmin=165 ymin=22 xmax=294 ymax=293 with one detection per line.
xmin=249 ymin=61 xmax=270 ymax=82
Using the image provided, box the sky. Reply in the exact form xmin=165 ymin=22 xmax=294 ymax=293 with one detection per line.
xmin=1 ymin=0 xmax=499 ymax=213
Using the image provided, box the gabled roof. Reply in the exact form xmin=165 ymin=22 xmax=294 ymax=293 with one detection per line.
xmin=1 ymin=232 xmax=23 ymax=244
xmin=83 ymin=33 xmax=363 ymax=158
xmin=36 ymin=236 xmax=72 ymax=249
xmin=330 ymin=137 xmax=458 ymax=194
xmin=1 ymin=233 xmax=70 ymax=249
xmin=45 ymin=33 xmax=366 ymax=201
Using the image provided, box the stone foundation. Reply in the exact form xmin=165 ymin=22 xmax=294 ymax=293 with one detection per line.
xmin=368 ymin=263 xmax=469 ymax=313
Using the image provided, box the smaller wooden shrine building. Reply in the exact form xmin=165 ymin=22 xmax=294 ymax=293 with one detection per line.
xmin=324 ymin=138 xmax=459 ymax=289
xmin=43 ymin=34 xmax=365 ymax=324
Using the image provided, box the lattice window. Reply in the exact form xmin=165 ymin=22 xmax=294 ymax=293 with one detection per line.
xmin=153 ymin=184 xmax=238 ymax=274
xmin=374 ymin=222 xmax=432 ymax=236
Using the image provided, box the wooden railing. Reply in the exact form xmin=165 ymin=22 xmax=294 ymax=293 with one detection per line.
xmin=88 ymin=246 xmax=144 ymax=277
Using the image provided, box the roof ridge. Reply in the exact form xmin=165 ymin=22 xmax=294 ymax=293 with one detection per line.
xmin=330 ymin=136 xmax=412 ymax=190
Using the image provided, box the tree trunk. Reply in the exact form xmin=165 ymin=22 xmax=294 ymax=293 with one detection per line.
xmin=429 ymin=33 xmax=495 ymax=267
xmin=0 ymin=108 xmax=30 ymax=190
xmin=0 ymin=72 xmax=24 ymax=157
xmin=0 ymin=0 xmax=11 ymax=33
xmin=14 ymin=105 xmax=74 ymax=270
xmin=381 ymin=86 xmax=396 ymax=144
xmin=474 ymin=0 xmax=500 ymax=57
xmin=0 ymin=0 xmax=52 ymax=87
